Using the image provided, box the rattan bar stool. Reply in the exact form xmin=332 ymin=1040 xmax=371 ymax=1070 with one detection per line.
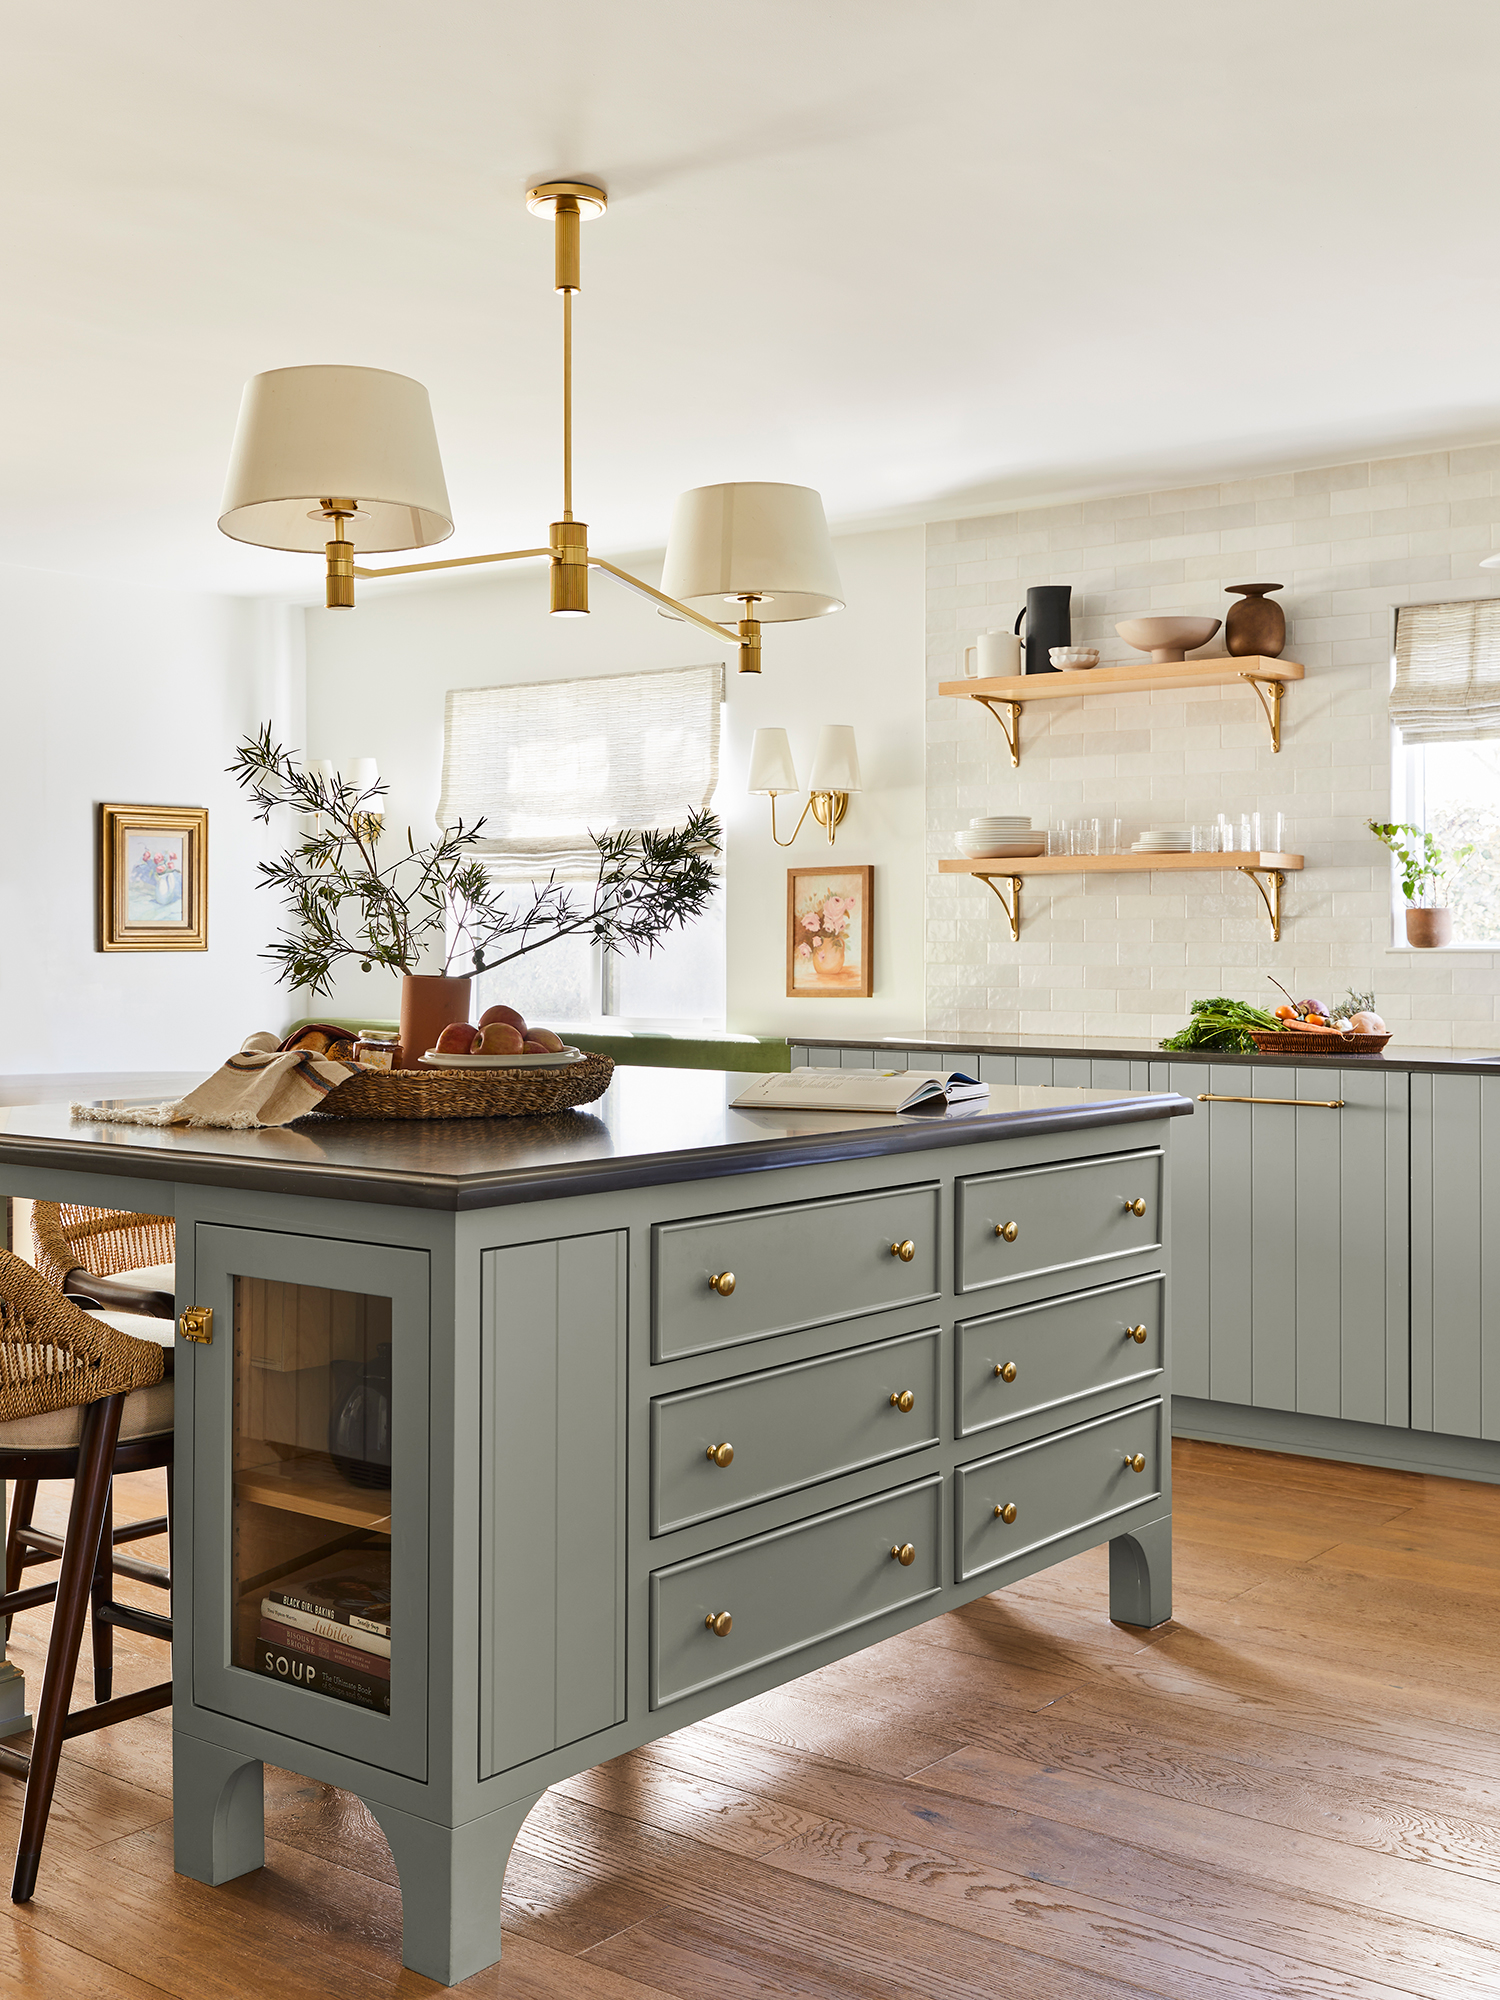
xmin=0 ymin=1249 xmax=173 ymax=1902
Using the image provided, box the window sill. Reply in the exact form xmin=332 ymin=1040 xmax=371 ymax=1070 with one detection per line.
xmin=1384 ymin=945 xmax=1500 ymax=955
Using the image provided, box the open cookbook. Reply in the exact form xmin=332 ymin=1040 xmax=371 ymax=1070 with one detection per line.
xmin=731 ymin=1067 xmax=990 ymax=1115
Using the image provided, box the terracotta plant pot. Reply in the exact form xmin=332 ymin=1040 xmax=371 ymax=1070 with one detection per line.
xmin=1224 ymin=583 xmax=1286 ymax=659
xmin=1405 ymin=907 xmax=1452 ymax=949
xmin=397 ymin=972 xmax=473 ymax=1068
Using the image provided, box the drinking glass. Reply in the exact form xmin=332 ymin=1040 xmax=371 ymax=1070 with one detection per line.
xmin=1078 ymin=817 xmax=1100 ymax=856
xmin=1105 ymin=818 xmax=1123 ymax=855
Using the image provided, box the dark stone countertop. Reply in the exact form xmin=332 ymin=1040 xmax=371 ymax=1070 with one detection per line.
xmin=790 ymin=1031 xmax=1500 ymax=1074
xmin=0 ymin=1066 xmax=1191 ymax=1212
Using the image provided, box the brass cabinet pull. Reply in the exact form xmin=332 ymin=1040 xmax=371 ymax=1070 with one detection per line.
xmin=994 ymin=1502 xmax=1017 ymax=1524
xmin=1126 ymin=1197 xmax=1147 ymax=1217
xmin=1126 ymin=1324 xmax=1149 ymax=1345
xmin=706 ymin=1441 xmax=734 ymax=1469
xmin=705 ymin=1611 xmax=732 ymax=1637
xmin=1197 ymin=1093 xmax=1344 ymax=1109
xmin=889 ymin=1389 xmax=915 ymax=1413
xmin=179 ymin=1307 xmax=213 ymax=1345
xmin=1124 ymin=1453 xmax=1146 ymax=1473
xmin=708 ymin=1271 xmax=736 ymax=1296
xmin=994 ymin=1361 xmax=1018 ymax=1382
xmin=995 ymin=1220 xmax=1019 ymax=1242
xmin=890 ymin=1542 xmax=916 ymax=1566
xmin=890 ymin=1239 xmax=917 ymax=1262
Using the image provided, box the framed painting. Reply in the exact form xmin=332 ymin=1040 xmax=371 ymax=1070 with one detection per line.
xmin=99 ymin=803 xmax=208 ymax=951
xmin=787 ymin=864 xmax=873 ymax=998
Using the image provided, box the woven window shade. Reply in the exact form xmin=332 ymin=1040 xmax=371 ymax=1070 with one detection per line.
xmin=438 ymin=663 xmax=724 ymax=879
xmin=1392 ymin=599 xmax=1500 ymax=742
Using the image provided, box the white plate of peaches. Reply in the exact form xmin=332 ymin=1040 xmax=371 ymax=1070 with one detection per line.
xmin=420 ymin=1005 xmax=586 ymax=1069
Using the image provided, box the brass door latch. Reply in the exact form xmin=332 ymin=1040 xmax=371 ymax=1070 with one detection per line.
xmin=179 ymin=1307 xmax=213 ymax=1345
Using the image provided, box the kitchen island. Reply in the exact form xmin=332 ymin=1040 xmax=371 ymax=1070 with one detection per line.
xmin=0 ymin=1066 xmax=1189 ymax=1984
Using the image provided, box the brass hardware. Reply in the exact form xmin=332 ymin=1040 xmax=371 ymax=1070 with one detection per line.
xmin=708 ymin=1271 xmax=736 ymax=1296
xmin=890 ymin=1543 xmax=916 ymax=1566
xmin=525 ymin=180 xmax=610 ymax=221
xmin=975 ymin=871 xmax=1022 ymax=942
xmin=994 ymin=1361 xmax=1017 ymax=1382
xmin=1237 ymin=865 xmax=1287 ymax=941
xmin=995 ymin=1220 xmax=1019 ymax=1242
xmin=891 ymin=1239 xmax=916 ymax=1262
xmin=973 ymin=694 xmax=1022 ymax=767
xmin=179 ymin=1307 xmax=213 ymax=1345
xmin=706 ymin=1441 xmax=734 ymax=1469
xmin=994 ymin=1502 xmax=1017 ymax=1523
xmin=1197 ymin=1092 xmax=1344 ymax=1109
xmin=889 ymin=1390 xmax=915 ymax=1413
xmin=737 ymin=598 xmax=764 ymax=678
xmin=1126 ymin=1324 xmax=1149 ymax=1344
xmin=1238 ymin=671 xmax=1285 ymax=752
xmin=1126 ymin=1197 xmax=1147 ymax=1217
xmin=705 ymin=1610 xmax=732 ymax=1637
xmin=549 ymin=517 xmax=589 ymax=616
xmin=1124 ymin=1453 xmax=1146 ymax=1473
xmin=765 ymin=775 xmax=851 ymax=845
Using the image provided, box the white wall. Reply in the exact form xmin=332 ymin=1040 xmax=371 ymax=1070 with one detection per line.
xmin=0 ymin=563 xmax=302 ymax=1071
xmin=926 ymin=444 xmax=1500 ymax=1046
xmin=301 ymin=526 xmax=926 ymax=1036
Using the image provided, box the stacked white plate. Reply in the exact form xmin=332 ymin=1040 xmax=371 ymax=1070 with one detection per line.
xmin=957 ymin=816 xmax=1045 ymax=859
xmin=1131 ymin=825 xmax=1194 ymax=853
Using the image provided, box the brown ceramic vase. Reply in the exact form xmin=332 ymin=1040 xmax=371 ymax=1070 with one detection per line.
xmin=397 ymin=972 xmax=473 ymax=1068
xmin=1224 ymin=583 xmax=1286 ymax=658
xmin=1405 ymin=907 xmax=1452 ymax=949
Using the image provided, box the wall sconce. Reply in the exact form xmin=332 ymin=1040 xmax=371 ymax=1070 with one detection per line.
xmin=304 ymin=756 xmax=383 ymax=840
xmin=748 ymin=725 xmax=862 ymax=845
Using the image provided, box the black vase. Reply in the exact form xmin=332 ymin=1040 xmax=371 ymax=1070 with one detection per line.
xmin=1014 ymin=585 xmax=1072 ymax=674
xmin=329 ymin=1343 xmax=393 ymax=1489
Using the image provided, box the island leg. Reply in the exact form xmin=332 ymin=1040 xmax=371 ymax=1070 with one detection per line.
xmin=368 ymin=1790 xmax=544 ymax=1986
xmin=172 ymin=1736 xmax=265 ymax=1883
xmin=1109 ymin=1514 xmax=1172 ymax=1628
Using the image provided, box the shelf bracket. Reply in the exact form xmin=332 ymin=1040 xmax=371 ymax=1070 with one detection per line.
xmin=1237 ymin=866 xmax=1286 ymax=941
xmin=976 ymin=871 xmax=1023 ymax=942
xmin=1238 ymin=673 xmax=1285 ymax=752
xmin=973 ymin=696 xmax=1022 ymax=768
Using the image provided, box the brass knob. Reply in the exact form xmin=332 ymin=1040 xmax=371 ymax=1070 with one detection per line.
xmin=890 ymin=1239 xmax=916 ymax=1262
xmin=995 ymin=1220 xmax=1019 ymax=1242
xmin=994 ymin=1502 xmax=1017 ymax=1524
xmin=889 ymin=1389 xmax=915 ymax=1413
xmin=1127 ymin=1324 xmax=1148 ymax=1345
xmin=708 ymin=1271 xmax=736 ymax=1296
xmin=705 ymin=1611 xmax=732 ymax=1637
xmin=890 ymin=1543 xmax=916 ymax=1566
xmin=1124 ymin=1453 xmax=1146 ymax=1473
xmin=1126 ymin=1197 xmax=1147 ymax=1217
xmin=706 ymin=1441 xmax=734 ymax=1468
xmin=994 ymin=1361 xmax=1017 ymax=1383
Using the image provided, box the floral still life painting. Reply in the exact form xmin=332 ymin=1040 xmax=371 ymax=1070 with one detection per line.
xmin=787 ymin=865 xmax=873 ymax=998
xmin=99 ymin=803 xmax=208 ymax=951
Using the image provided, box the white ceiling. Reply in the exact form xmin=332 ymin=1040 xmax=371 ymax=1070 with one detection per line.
xmin=4 ymin=0 xmax=1500 ymax=596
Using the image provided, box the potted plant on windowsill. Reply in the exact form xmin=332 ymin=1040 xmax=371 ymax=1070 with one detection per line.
xmin=230 ymin=726 xmax=722 ymax=1066
xmin=1368 ymin=820 xmax=1475 ymax=948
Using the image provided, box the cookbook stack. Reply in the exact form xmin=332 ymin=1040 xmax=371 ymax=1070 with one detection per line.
xmin=255 ymin=1549 xmax=391 ymax=1714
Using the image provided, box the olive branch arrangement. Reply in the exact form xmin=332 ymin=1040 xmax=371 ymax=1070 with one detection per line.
xmin=228 ymin=724 xmax=722 ymax=999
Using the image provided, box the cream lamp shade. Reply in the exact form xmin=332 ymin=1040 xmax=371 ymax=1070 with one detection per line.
xmin=345 ymin=757 xmax=381 ymax=791
xmin=809 ymin=725 xmax=862 ymax=794
xmin=218 ymin=366 xmax=454 ymax=554
xmin=659 ymin=482 xmax=844 ymax=622
xmin=747 ymin=728 xmax=799 ymax=794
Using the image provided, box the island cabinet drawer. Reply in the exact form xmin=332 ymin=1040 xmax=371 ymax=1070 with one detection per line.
xmin=651 ymin=1475 xmax=941 ymax=1706
xmin=651 ymin=1327 xmax=940 ymax=1534
xmin=956 ymin=1275 xmax=1164 ymax=1440
xmin=956 ymin=1399 xmax=1163 ymax=1582
xmin=652 ymin=1183 xmax=939 ymax=1362
xmin=956 ymin=1149 xmax=1162 ymax=1296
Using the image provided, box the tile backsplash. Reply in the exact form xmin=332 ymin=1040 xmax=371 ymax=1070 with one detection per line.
xmin=925 ymin=445 xmax=1500 ymax=1046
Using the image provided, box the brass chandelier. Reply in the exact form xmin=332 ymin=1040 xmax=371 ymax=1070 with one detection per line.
xmin=218 ymin=182 xmax=845 ymax=673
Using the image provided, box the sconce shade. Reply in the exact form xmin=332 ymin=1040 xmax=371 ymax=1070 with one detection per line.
xmin=346 ymin=757 xmax=381 ymax=791
xmin=660 ymin=482 xmax=844 ymax=622
xmin=809 ymin=725 xmax=862 ymax=794
xmin=747 ymin=728 xmax=799 ymax=794
xmin=218 ymin=366 xmax=454 ymax=554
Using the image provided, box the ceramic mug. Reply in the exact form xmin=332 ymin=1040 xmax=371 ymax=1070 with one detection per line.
xmin=964 ymin=631 xmax=1023 ymax=677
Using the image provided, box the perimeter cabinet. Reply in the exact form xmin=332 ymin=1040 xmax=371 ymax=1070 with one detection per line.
xmin=1410 ymin=1071 xmax=1500 ymax=1440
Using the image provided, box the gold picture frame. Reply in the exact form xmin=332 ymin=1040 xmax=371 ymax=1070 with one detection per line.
xmin=99 ymin=803 xmax=208 ymax=952
xmin=787 ymin=863 xmax=873 ymax=998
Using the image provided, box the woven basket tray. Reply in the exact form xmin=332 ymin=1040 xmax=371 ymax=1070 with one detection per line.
xmin=307 ymin=1051 xmax=615 ymax=1121
xmin=1249 ymin=1028 xmax=1392 ymax=1057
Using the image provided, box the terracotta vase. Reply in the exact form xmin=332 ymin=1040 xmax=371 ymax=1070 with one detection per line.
xmin=397 ymin=972 xmax=473 ymax=1068
xmin=1405 ymin=907 xmax=1452 ymax=949
xmin=811 ymin=936 xmax=846 ymax=977
xmin=1224 ymin=583 xmax=1286 ymax=659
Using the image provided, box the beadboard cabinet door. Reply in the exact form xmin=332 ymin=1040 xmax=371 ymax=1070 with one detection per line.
xmin=1411 ymin=1072 xmax=1500 ymax=1440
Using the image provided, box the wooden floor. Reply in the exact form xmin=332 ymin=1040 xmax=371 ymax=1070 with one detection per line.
xmin=3 ymin=1439 xmax=1500 ymax=1997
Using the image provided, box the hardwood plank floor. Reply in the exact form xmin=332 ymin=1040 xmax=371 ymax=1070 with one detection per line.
xmin=3 ymin=1438 xmax=1500 ymax=1996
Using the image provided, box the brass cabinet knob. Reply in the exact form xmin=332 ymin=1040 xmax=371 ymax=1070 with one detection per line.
xmin=890 ymin=1239 xmax=917 ymax=1262
xmin=889 ymin=1389 xmax=915 ymax=1413
xmin=706 ymin=1441 xmax=734 ymax=1468
xmin=708 ymin=1271 xmax=736 ymax=1296
xmin=994 ymin=1361 xmax=1017 ymax=1383
xmin=994 ymin=1502 xmax=1017 ymax=1524
xmin=1126 ymin=1197 xmax=1147 ymax=1217
xmin=705 ymin=1611 xmax=732 ymax=1637
xmin=890 ymin=1542 xmax=916 ymax=1566
xmin=1126 ymin=1324 xmax=1149 ymax=1345
xmin=179 ymin=1306 xmax=213 ymax=1345
xmin=1124 ymin=1453 xmax=1146 ymax=1473
xmin=995 ymin=1220 xmax=1019 ymax=1242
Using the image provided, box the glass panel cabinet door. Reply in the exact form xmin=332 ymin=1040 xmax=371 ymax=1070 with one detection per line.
xmin=189 ymin=1224 xmax=429 ymax=1781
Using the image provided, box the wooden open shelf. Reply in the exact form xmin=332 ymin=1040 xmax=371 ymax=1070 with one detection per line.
xmin=235 ymin=1454 xmax=392 ymax=1532
xmin=939 ymin=850 xmax=1304 ymax=942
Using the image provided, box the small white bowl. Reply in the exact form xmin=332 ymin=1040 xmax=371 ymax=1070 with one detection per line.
xmin=1050 ymin=646 xmax=1100 ymax=669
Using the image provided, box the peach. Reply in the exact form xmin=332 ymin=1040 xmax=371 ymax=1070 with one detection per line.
xmin=478 ymin=1004 xmax=527 ymax=1035
xmin=434 ymin=1022 xmax=479 ymax=1054
xmin=525 ymin=1027 xmax=565 ymax=1052
xmin=474 ymin=1021 xmax=525 ymax=1054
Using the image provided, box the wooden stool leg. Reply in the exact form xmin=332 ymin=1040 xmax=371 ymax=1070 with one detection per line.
xmin=165 ymin=1459 xmax=174 ymax=1612
xmin=4 ymin=1481 xmax=38 ymax=1640
xmin=90 ymin=1483 xmax=114 ymax=1704
xmin=12 ymin=1394 xmax=124 ymax=1903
